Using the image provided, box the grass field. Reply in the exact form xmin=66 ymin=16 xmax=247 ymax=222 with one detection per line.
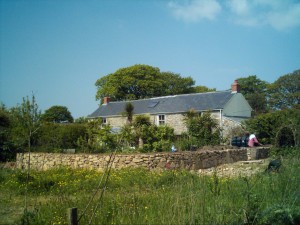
xmin=1 ymin=154 xmax=299 ymax=225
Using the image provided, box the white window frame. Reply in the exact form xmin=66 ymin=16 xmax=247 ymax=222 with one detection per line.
xmin=157 ymin=114 xmax=165 ymax=125
xmin=102 ymin=117 xmax=107 ymax=125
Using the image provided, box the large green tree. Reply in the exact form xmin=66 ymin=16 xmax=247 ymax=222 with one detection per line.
xmin=192 ymin=85 xmax=216 ymax=93
xmin=237 ymin=75 xmax=269 ymax=115
xmin=160 ymin=72 xmax=195 ymax=95
xmin=95 ymin=64 xmax=196 ymax=102
xmin=268 ymin=69 xmax=300 ymax=110
xmin=41 ymin=105 xmax=74 ymax=123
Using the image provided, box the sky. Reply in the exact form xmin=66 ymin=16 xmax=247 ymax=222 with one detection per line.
xmin=1 ymin=0 xmax=300 ymax=119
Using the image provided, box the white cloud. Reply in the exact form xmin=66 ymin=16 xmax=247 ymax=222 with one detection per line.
xmin=227 ymin=0 xmax=300 ymax=30
xmin=267 ymin=4 xmax=300 ymax=30
xmin=168 ymin=0 xmax=300 ymax=30
xmin=168 ymin=0 xmax=221 ymax=22
xmin=227 ymin=0 xmax=250 ymax=16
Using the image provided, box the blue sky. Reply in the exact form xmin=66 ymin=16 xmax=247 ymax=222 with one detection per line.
xmin=1 ymin=0 xmax=300 ymax=118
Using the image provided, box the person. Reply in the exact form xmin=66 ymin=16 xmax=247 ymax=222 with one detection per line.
xmin=248 ymin=133 xmax=261 ymax=147
xmin=241 ymin=132 xmax=250 ymax=147
xmin=171 ymin=144 xmax=177 ymax=152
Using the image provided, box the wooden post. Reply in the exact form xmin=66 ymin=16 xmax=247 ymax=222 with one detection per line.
xmin=68 ymin=208 xmax=78 ymax=225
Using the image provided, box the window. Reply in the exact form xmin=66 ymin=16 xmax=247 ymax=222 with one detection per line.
xmin=148 ymin=101 xmax=159 ymax=108
xmin=102 ymin=117 xmax=107 ymax=125
xmin=158 ymin=115 xmax=165 ymax=125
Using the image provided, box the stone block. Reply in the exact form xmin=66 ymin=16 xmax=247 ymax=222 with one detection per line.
xmin=133 ymin=158 xmax=143 ymax=163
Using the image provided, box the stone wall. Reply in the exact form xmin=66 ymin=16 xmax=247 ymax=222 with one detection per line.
xmin=247 ymin=147 xmax=270 ymax=160
xmin=16 ymin=148 xmax=254 ymax=171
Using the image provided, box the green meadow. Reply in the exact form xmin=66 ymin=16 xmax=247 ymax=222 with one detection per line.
xmin=1 ymin=153 xmax=299 ymax=225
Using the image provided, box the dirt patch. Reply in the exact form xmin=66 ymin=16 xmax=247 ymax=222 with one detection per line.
xmin=197 ymin=159 xmax=270 ymax=177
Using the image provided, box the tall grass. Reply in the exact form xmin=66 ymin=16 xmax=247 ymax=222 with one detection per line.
xmin=1 ymin=155 xmax=299 ymax=224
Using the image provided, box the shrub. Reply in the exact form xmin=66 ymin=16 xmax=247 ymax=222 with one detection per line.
xmin=36 ymin=123 xmax=87 ymax=152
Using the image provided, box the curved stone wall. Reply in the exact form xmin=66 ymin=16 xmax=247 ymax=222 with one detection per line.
xmin=16 ymin=148 xmax=257 ymax=171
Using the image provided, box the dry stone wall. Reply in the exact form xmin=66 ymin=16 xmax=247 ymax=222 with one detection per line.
xmin=16 ymin=148 xmax=270 ymax=171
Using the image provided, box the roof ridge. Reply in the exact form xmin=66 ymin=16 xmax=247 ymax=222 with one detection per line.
xmin=104 ymin=90 xmax=232 ymax=104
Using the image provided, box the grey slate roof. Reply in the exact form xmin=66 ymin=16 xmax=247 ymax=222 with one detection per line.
xmin=88 ymin=91 xmax=234 ymax=118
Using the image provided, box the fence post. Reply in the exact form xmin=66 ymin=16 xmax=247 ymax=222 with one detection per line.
xmin=68 ymin=208 xmax=78 ymax=225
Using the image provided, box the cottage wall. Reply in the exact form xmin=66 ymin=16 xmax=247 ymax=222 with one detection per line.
xmin=104 ymin=111 xmax=241 ymax=138
xmin=164 ymin=114 xmax=187 ymax=135
xmin=106 ymin=116 xmax=127 ymax=128
xmin=221 ymin=117 xmax=243 ymax=139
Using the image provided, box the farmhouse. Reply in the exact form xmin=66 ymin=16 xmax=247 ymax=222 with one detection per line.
xmin=88 ymin=80 xmax=252 ymax=138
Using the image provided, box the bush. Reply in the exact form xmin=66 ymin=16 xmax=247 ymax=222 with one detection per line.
xmin=270 ymin=146 xmax=300 ymax=157
xmin=36 ymin=123 xmax=87 ymax=152
xmin=243 ymin=108 xmax=300 ymax=145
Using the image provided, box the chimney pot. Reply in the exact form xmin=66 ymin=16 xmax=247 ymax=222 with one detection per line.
xmin=231 ymin=80 xmax=240 ymax=93
xmin=103 ymin=97 xmax=110 ymax=105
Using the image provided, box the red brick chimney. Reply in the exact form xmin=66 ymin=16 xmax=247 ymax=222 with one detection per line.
xmin=103 ymin=96 xmax=110 ymax=105
xmin=231 ymin=80 xmax=240 ymax=93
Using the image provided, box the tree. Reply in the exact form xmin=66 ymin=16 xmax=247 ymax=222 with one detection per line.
xmin=192 ymin=85 xmax=216 ymax=93
xmin=95 ymin=64 xmax=196 ymax=102
xmin=185 ymin=111 xmax=220 ymax=147
xmin=268 ymin=70 xmax=300 ymax=110
xmin=133 ymin=115 xmax=151 ymax=149
xmin=37 ymin=123 xmax=87 ymax=151
xmin=0 ymin=105 xmax=14 ymax=161
xmin=79 ymin=119 xmax=117 ymax=153
xmin=243 ymin=108 xmax=300 ymax=145
xmin=124 ymin=102 xmax=134 ymax=124
xmin=10 ymin=95 xmax=41 ymax=151
xmin=41 ymin=105 xmax=74 ymax=123
xmin=160 ymin=72 xmax=195 ymax=95
xmin=237 ymin=75 xmax=269 ymax=115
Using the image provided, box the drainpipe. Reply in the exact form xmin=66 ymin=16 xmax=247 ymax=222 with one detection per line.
xmin=219 ymin=109 xmax=223 ymax=127
xmin=219 ymin=109 xmax=223 ymax=140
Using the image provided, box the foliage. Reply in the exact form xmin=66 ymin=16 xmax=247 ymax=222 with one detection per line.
xmin=79 ymin=119 xmax=118 ymax=153
xmin=142 ymin=125 xmax=175 ymax=152
xmin=192 ymin=85 xmax=216 ymax=93
xmin=0 ymin=106 xmax=15 ymax=161
xmin=1 ymin=154 xmax=299 ymax=225
xmin=237 ymin=75 xmax=269 ymax=115
xmin=243 ymin=108 xmax=300 ymax=145
xmin=41 ymin=105 xmax=74 ymax=123
xmin=119 ymin=124 xmax=137 ymax=150
xmin=160 ymin=71 xmax=195 ymax=95
xmin=132 ymin=115 xmax=151 ymax=149
xmin=36 ymin=123 xmax=87 ymax=152
xmin=133 ymin=114 xmax=151 ymax=127
xmin=118 ymin=115 xmax=175 ymax=152
xmin=95 ymin=64 xmax=196 ymax=102
xmin=269 ymin=146 xmax=300 ymax=158
xmin=74 ymin=116 xmax=89 ymax=124
xmin=275 ymin=127 xmax=295 ymax=147
xmin=9 ymin=95 xmax=41 ymax=151
xmin=184 ymin=111 xmax=221 ymax=148
xmin=123 ymin=102 xmax=134 ymax=124
xmin=268 ymin=69 xmax=300 ymax=110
